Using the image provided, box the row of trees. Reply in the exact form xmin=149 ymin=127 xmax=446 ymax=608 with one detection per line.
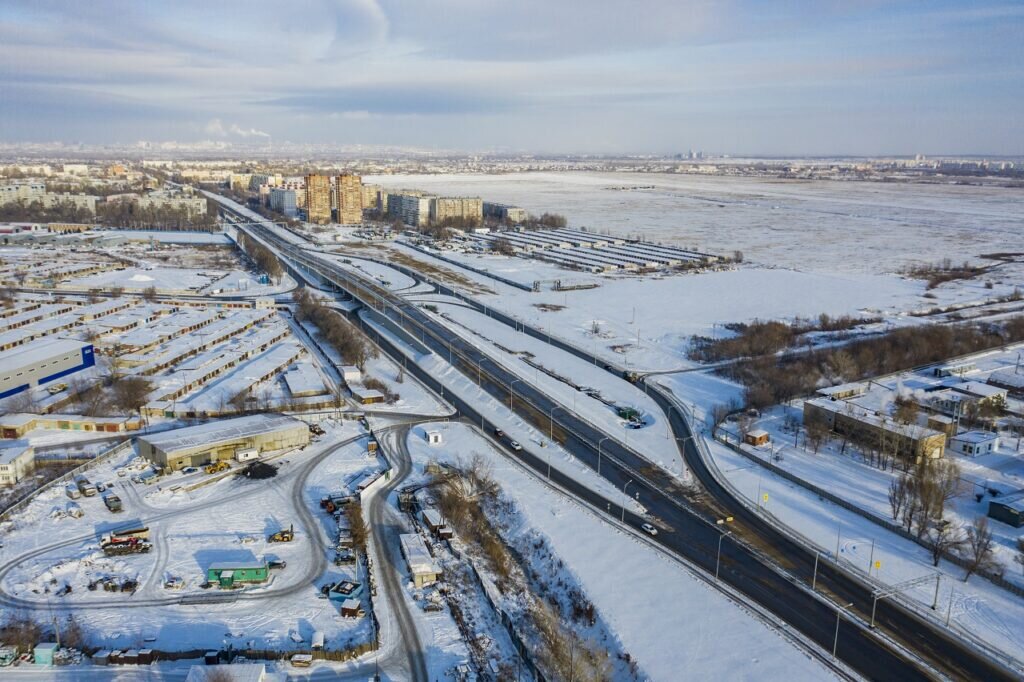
xmin=237 ymin=233 xmax=283 ymax=282
xmin=690 ymin=313 xmax=878 ymax=363
xmin=0 ymin=199 xmax=94 ymax=224
xmin=733 ymin=317 xmax=1024 ymax=411
xmin=292 ymin=289 xmax=374 ymax=370
xmin=97 ymin=199 xmax=217 ymax=231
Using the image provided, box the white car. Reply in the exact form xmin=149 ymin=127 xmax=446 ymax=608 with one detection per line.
xmin=641 ymin=523 xmax=658 ymax=536
xmin=509 ymin=440 xmax=523 ymax=451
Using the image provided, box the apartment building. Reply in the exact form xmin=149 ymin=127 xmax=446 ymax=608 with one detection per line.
xmin=336 ymin=173 xmax=363 ymax=225
xmin=430 ymin=196 xmax=483 ymax=225
xmin=305 ymin=174 xmax=332 ymax=224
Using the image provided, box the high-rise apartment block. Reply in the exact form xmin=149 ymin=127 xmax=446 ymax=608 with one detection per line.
xmin=305 ymin=174 xmax=331 ymax=224
xmin=336 ymin=173 xmax=363 ymax=225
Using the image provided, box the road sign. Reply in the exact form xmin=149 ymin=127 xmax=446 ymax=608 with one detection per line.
xmin=763 ymin=493 xmax=769 ymax=503
xmin=875 ymin=560 xmax=881 ymax=570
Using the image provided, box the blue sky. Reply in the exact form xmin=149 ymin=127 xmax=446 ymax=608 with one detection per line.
xmin=0 ymin=1 xmax=1021 ymax=155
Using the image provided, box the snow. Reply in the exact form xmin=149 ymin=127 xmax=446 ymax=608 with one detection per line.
xmin=93 ymin=230 xmax=231 ymax=245
xmin=403 ymin=421 xmax=834 ymax=681
xmin=68 ymin=267 xmax=223 ymax=293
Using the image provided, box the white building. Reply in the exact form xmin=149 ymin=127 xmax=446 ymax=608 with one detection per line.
xmin=0 ymin=339 xmax=95 ymax=400
xmin=948 ymin=431 xmax=999 ymax=457
xmin=340 ymin=365 xmax=362 ymax=384
xmin=0 ymin=442 xmax=34 ymax=486
xmin=399 ymin=533 xmax=442 ymax=587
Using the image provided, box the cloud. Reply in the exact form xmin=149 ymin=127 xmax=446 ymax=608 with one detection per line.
xmin=205 ymin=118 xmax=271 ymax=139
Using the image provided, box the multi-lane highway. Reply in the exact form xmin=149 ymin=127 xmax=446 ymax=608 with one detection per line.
xmin=214 ymin=195 xmax=1019 ymax=681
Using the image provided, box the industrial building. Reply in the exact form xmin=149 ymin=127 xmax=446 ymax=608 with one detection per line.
xmin=0 ymin=441 xmax=34 ymax=486
xmin=948 ymin=431 xmax=999 ymax=457
xmin=0 ymin=338 xmax=95 ymax=399
xmin=0 ymin=413 xmax=143 ymax=439
xmin=803 ymin=397 xmax=946 ymax=460
xmin=399 ymin=533 xmax=442 ymax=587
xmin=988 ymin=491 xmax=1024 ymax=528
xmin=137 ymin=414 xmax=309 ymax=471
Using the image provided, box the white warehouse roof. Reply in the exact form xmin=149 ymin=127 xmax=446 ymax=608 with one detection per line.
xmin=138 ymin=414 xmax=304 ymax=455
xmin=0 ymin=338 xmax=89 ymax=374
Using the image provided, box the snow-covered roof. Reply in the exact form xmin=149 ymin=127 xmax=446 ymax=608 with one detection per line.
xmin=987 ymin=369 xmax=1024 ymax=390
xmin=185 ymin=663 xmax=267 ymax=682
xmin=0 ymin=338 xmax=89 ymax=374
xmin=816 ymin=382 xmax=867 ymax=398
xmin=954 ymin=381 xmax=1007 ymax=399
xmin=208 ymin=561 xmax=266 ymax=571
xmin=992 ymin=491 xmax=1024 ymax=513
xmin=139 ymin=414 xmax=304 ymax=455
xmin=284 ymin=363 xmax=326 ymax=396
xmin=747 ymin=429 xmax=769 ymax=438
xmin=399 ymin=533 xmax=440 ymax=575
xmin=0 ymin=441 xmax=32 ymax=465
xmin=950 ymin=430 xmax=999 ymax=445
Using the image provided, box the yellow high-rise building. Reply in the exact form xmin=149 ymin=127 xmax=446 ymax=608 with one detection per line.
xmin=305 ymin=174 xmax=331 ymax=224
xmin=336 ymin=173 xmax=363 ymax=225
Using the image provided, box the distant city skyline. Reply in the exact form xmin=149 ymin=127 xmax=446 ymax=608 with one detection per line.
xmin=1 ymin=1 xmax=1022 ymax=156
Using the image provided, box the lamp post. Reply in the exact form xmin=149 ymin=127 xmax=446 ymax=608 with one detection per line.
xmin=834 ymin=603 xmax=854 ymax=659
xmin=597 ymin=436 xmax=610 ymax=476
xmin=476 ymin=357 xmax=491 ymax=386
xmin=715 ymin=517 xmax=734 ymax=582
xmin=549 ymin=405 xmax=564 ymax=441
xmin=509 ymin=378 xmax=523 ymax=410
xmin=622 ymin=479 xmax=634 ymax=523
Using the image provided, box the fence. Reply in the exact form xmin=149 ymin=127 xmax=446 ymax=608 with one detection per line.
xmin=399 ymin=242 xmax=535 ymax=292
xmin=661 ymin=391 xmax=1024 ymax=677
xmin=719 ymin=433 xmax=1024 ymax=599
xmin=0 ymin=439 xmax=135 ymax=522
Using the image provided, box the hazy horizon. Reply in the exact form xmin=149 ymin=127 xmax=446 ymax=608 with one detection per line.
xmin=1 ymin=1 xmax=1023 ymax=156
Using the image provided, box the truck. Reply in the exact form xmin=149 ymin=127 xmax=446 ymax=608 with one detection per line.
xmin=75 ymin=475 xmax=92 ymax=495
xmin=65 ymin=484 xmax=81 ymax=500
xmin=80 ymin=482 xmax=98 ymax=497
xmin=102 ymin=494 xmax=123 ymax=513
xmin=100 ymin=534 xmax=151 ymax=556
xmin=47 ymin=382 xmax=68 ymax=395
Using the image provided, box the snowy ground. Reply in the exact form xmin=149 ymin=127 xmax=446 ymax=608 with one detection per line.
xmin=402 ymin=421 xmax=835 ymax=681
xmin=422 ymin=299 xmax=683 ymax=474
xmin=91 ymin=230 xmax=231 ymax=245
xmin=366 ymin=172 xmax=1024 ymax=277
xmin=0 ymin=422 xmax=383 ymax=653
xmin=654 ymin=370 xmax=1024 ymax=670
xmin=67 ymin=267 xmax=223 ymax=293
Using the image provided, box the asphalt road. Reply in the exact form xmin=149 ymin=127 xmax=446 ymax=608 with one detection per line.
xmin=365 ymin=424 xmax=430 ymax=682
xmin=220 ymin=200 xmax=1018 ymax=681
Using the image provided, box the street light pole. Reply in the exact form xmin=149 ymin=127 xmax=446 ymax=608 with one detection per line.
xmin=622 ymin=479 xmax=634 ymax=523
xmin=715 ymin=531 xmax=730 ymax=582
xmin=597 ymin=436 xmax=610 ymax=476
xmin=549 ymin=405 xmax=564 ymax=441
xmin=833 ymin=603 xmax=854 ymax=659
xmin=510 ymin=378 xmax=522 ymax=410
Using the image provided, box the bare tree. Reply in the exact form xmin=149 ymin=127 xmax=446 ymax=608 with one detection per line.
xmin=141 ymin=286 xmax=158 ymax=302
xmin=928 ymin=522 xmax=965 ymax=567
xmin=804 ymin=412 xmax=830 ymax=455
xmin=888 ymin=474 xmax=911 ymax=522
xmin=963 ymin=516 xmax=998 ymax=582
xmin=110 ymin=375 xmax=152 ymax=414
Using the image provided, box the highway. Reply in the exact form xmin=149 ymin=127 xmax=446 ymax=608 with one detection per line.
xmin=214 ymin=196 xmax=1018 ymax=681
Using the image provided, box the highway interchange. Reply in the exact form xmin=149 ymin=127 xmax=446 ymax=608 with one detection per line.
xmin=214 ymin=193 xmax=1021 ymax=681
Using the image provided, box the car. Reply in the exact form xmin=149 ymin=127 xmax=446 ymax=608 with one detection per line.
xmin=182 ymin=467 xmax=199 ymax=474
xmin=268 ymin=559 xmax=287 ymax=570
xmin=641 ymin=523 xmax=658 ymax=536
xmin=493 ymin=428 xmax=505 ymax=439
xmin=96 ymin=483 xmax=106 ymax=493
xmin=508 ymin=440 xmax=522 ymax=451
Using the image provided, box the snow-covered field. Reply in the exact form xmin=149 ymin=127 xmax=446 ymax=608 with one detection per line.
xmin=67 ymin=267 xmax=222 ymax=293
xmin=403 ymin=421 xmax=834 ymax=680
xmin=367 ymin=172 xmax=1024 ymax=277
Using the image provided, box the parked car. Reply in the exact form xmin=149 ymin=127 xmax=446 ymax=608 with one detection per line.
xmin=182 ymin=467 xmax=198 ymax=474
xmin=641 ymin=523 xmax=658 ymax=536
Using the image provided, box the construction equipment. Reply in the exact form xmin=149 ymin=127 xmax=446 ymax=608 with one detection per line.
xmin=204 ymin=460 xmax=231 ymax=475
xmin=100 ymin=535 xmax=152 ymax=556
xmin=268 ymin=524 xmax=294 ymax=543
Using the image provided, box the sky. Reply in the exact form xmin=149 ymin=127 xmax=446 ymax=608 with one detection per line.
xmin=0 ymin=1 xmax=1022 ymax=156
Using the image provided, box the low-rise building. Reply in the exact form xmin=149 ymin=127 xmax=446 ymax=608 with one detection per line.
xmin=948 ymin=430 xmax=999 ymax=457
xmin=483 ymin=201 xmax=528 ymax=224
xmin=0 ymin=441 xmax=34 ymax=486
xmin=137 ymin=414 xmax=309 ymax=471
xmin=987 ymin=368 xmax=1024 ymax=397
xmin=206 ymin=561 xmax=269 ymax=588
xmin=803 ymin=397 xmax=946 ymax=460
xmin=399 ymin=533 xmax=441 ymax=587
xmin=988 ymin=491 xmax=1024 ymax=528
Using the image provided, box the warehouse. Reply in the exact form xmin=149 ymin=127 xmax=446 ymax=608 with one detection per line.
xmin=988 ymin=491 xmax=1024 ymax=528
xmin=0 ymin=338 xmax=95 ymax=399
xmin=0 ymin=413 xmax=143 ymax=439
xmin=137 ymin=414 xmax=309 ymax=471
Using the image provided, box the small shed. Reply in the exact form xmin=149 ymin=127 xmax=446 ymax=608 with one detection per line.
xmin=204 ymin=651 xmax=219 ymax=665
xmin=34 ymin=642 xmax=58 ymax=666
xmin=340 ymin=598 xmax=363 ymax=618
xmin=206 ymin=561 xmax=269 ymax=588
xmin=425 ymin=430 xmax=443 ymax=446
xmin=988 ymin=491 xmax=1024 ymax=528
xmin=92 ymin=650 xmax=111 ymax=666
xmin=340 ymin=365 xmax=362 ymax=384
xmin=328 ymin=580 xmax=363 ymax=602
xmin=311 ymin=631 xmax=325 ymax=650
xmin=949 ymin=431 xmax=999 ymax=457
xmin=744 ymin=429 xmax=770 ymax=447
xmin=351 ymin=386 xmax=385 ymax=405
xmin=122 ymin=649 xmax=139 ymax=665
xmin=138 ymin=649 xmax=154 ymax=665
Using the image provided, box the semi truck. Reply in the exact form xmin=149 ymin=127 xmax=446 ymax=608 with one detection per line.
xmin=100 ymin=527 xmax=151 ymax=555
